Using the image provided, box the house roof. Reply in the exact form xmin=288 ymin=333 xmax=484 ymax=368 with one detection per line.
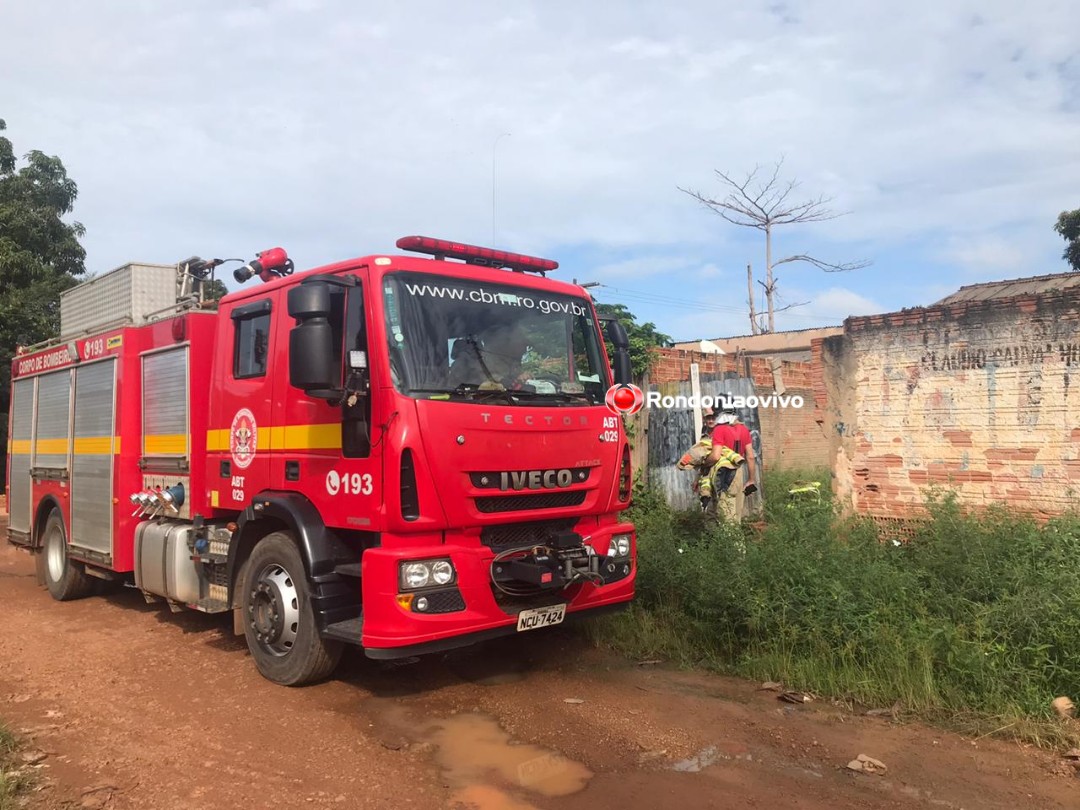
xmin=935 ymin=272 xmax=1080 ymax=305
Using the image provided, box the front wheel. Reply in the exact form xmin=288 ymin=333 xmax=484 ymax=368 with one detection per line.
xmin=240 ymin=531 xmax=343 ymax=686
xmin=38 ymin=509 xmax=94 ymax=601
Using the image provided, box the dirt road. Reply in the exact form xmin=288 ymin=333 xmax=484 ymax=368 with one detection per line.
xmin=1 ymin=529 xmax=1077 ymax=810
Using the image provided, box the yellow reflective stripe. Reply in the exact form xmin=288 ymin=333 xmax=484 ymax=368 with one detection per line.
xmin=34 ymin=438 xmax=69 ymax=455
xmin=204 ymin=423 xmax=341 ymax=452
xmin=206 ymin=429 xmax=229 ymax=452
xmin=12 ymin=438 xmax=120 ymax=455
xmin=271 ymin=423 xmax=341 ymax=450
xmin=144 ymin=434 xmax=188 ymax=455
xmin=73 ymin=437 xmax=114 ymax=455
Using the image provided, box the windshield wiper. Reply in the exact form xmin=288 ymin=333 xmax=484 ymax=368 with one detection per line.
xmin=408 ymin=385 xmax=516 ymax=405
xmin=457 ymin=383 xmax=516 ymax=405
xmin=511 ymin=390 xmax=594 ymax=404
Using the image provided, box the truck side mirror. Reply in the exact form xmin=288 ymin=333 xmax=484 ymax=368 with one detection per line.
xmin=288 ymin=282 xmax=338 ymax=397
xmin=605 ymin=320 xmax=633 ymax=386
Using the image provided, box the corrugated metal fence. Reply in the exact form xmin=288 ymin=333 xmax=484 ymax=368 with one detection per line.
xmin=630 ymin=373 xmax=764 ymax=512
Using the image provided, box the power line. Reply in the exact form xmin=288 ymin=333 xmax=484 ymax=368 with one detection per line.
xmin=592 ymin=283 xmax=748 ymax=315
xmin=593 ymin=283 xmax=845 ymax=326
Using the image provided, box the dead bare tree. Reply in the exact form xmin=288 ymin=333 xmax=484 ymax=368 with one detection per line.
xmin=680 ymin=158 xmax=870 ymax=333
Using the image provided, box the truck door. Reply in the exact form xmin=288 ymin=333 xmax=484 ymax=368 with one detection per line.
xmin=271 ymin=277 xmax=381 ymax=524
xmin=7 ymin=378 xmax=35 ymax=536
xmin=212 ymin=295 xmax=276 ymax=509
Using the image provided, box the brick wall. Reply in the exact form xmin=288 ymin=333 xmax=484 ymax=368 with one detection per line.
xmin=822 ymin=290 xmax=1080 ymax=520
xmin=758 ymin=387 xmax=828 ymax=470
xmin=648 ymin=348 xmax=829 ymax=470
xmin=649 ymin=348 xmax=817 ymax=388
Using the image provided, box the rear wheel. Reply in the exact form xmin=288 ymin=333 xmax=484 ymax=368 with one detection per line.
xmin=240 ymin=531 xmax=343 ymax=686
xmin=38 ymin=509 xmax=94 ymax=601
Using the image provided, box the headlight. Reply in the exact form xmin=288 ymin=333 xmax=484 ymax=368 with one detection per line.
xmin=402 ymin=562 xmax=430 ymax=589
xmin=431 ymin=560 xmax=454 ymax=585
xmin=610 ymin=534 xmax=632 ymax=558
xmin=399 ymin=558 xmax=456 ymax=591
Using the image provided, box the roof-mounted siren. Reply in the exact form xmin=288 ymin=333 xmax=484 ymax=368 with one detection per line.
xmin=395 ymin=236 xmax=558 ymax=274
xmin=234 ymin=247 xmax=294 ymax=284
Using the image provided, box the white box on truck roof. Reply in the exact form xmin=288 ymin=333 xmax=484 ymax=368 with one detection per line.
xmin=60 ymin=262 xmax=177 ymax=337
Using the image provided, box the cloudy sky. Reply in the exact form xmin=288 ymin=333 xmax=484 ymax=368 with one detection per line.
xmin=4 ymin=0 xmax=1079 ymax=341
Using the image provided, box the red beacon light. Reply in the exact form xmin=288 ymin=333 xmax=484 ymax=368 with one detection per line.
xmin=395 ymin=236 xmax=558 ymax=274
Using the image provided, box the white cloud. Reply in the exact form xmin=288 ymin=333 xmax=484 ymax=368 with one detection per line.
xmin=0 ymin=0 xmax=1076 ymax=302
xmin=939 ymin=235 xmax=1028 ymax=272
xmin=590 ymin=255 xmax=697 ymax=280
xmin=775 ymin=286 xmax=885 ymax=329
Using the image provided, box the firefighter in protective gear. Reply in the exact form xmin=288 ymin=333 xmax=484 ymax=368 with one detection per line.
xmin=694 ymin=441 xmax=745 ymax=500
xmin=676 ymin=408 xmax=745 ymax=506
xmin=706 ymin=402 xmax=757 ymax=520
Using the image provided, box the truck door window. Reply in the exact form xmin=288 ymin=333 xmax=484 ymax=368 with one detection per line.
xmin=232 ymin=300 xmax=272 ymax=379
xmin=343 ymin=281 xmax=371 ymax=458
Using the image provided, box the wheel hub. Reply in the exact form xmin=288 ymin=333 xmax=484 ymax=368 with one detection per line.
xmin=251 ymin=583 xmax=282 ymax=642
xmin=247 ymin=563 xmax=301 ymax=657
xmin=46 ymin=527 xmax=65 ymax=583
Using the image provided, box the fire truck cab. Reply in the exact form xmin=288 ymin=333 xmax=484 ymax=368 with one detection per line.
xmin=6 ymin=236 xmax=637 ymax=685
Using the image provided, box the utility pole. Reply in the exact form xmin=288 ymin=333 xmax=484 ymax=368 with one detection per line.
xmin=747 ymin=263 xmax=760 ymax=335
xmin=574 ymin=279 xmax=600 ymax=300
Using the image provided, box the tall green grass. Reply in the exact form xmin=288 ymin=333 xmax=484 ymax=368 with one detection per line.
xmin=595 ymin=469 xmax=1080 ymax=745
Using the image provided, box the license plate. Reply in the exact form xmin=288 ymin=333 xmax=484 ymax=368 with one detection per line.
xmin=516 ymin=603 xmax=566 ymax=632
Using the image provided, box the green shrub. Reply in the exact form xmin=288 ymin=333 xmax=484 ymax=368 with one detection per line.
xmin=597 ymin=470 xmax=1080 ymax=744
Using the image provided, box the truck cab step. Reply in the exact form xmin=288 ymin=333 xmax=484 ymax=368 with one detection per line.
xmin=323 ymin=617 xmax=364 ymax=643
xmin=333 ymin=563 xmax=363 ymax=578
xmin=191 ymin=597 xmax=231 ymax=614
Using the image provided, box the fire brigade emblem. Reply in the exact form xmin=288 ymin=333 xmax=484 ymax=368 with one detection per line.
xmin=230 ymin=408 xmax=257 ymax=469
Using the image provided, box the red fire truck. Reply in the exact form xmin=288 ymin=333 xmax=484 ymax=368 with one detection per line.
xmin=5 ymin=236 xmax=637 ymax=685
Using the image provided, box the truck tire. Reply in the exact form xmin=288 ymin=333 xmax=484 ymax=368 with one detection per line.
xmin=240 ymin=531 xmax=343 ymax=686
xmin=39 ymin=509 xmax=94 ymax=601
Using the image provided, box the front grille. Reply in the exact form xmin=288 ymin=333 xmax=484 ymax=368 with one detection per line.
xmin=475 ymin=491 xmax=587 ymax=513
xmin=480 ymin=519 xmax=578 ymax=551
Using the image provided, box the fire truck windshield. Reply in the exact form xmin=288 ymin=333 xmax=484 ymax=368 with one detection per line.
xmin=382 ymin=272 xmax=609 ymax=404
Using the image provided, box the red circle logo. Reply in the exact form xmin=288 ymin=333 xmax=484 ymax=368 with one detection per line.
xmin=605 ymin=383 xmax=644 ymax=415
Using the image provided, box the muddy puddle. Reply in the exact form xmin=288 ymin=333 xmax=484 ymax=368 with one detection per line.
xmin=362 ymin=699 xmax=593 ymax=810
xmin=430 ymin=713 xmax=592 ymax=808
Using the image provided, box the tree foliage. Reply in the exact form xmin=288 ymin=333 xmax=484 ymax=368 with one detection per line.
xmin=1056 ymin=208 xmax=1080 ymax=272
xmin=595 ymin=302 xmax=673 ymax=379
xmin=201 ymin=278 xmax=229 ymax=302
xmin=0 ymin=119 xmax=87 ymax=483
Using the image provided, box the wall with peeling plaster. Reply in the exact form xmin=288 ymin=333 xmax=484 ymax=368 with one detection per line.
xmin=820 ymin=290 xmax=1080 ymax=523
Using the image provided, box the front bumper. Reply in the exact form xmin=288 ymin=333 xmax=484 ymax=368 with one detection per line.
xmin=359 ymin=522 xmax=636 ymax=658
